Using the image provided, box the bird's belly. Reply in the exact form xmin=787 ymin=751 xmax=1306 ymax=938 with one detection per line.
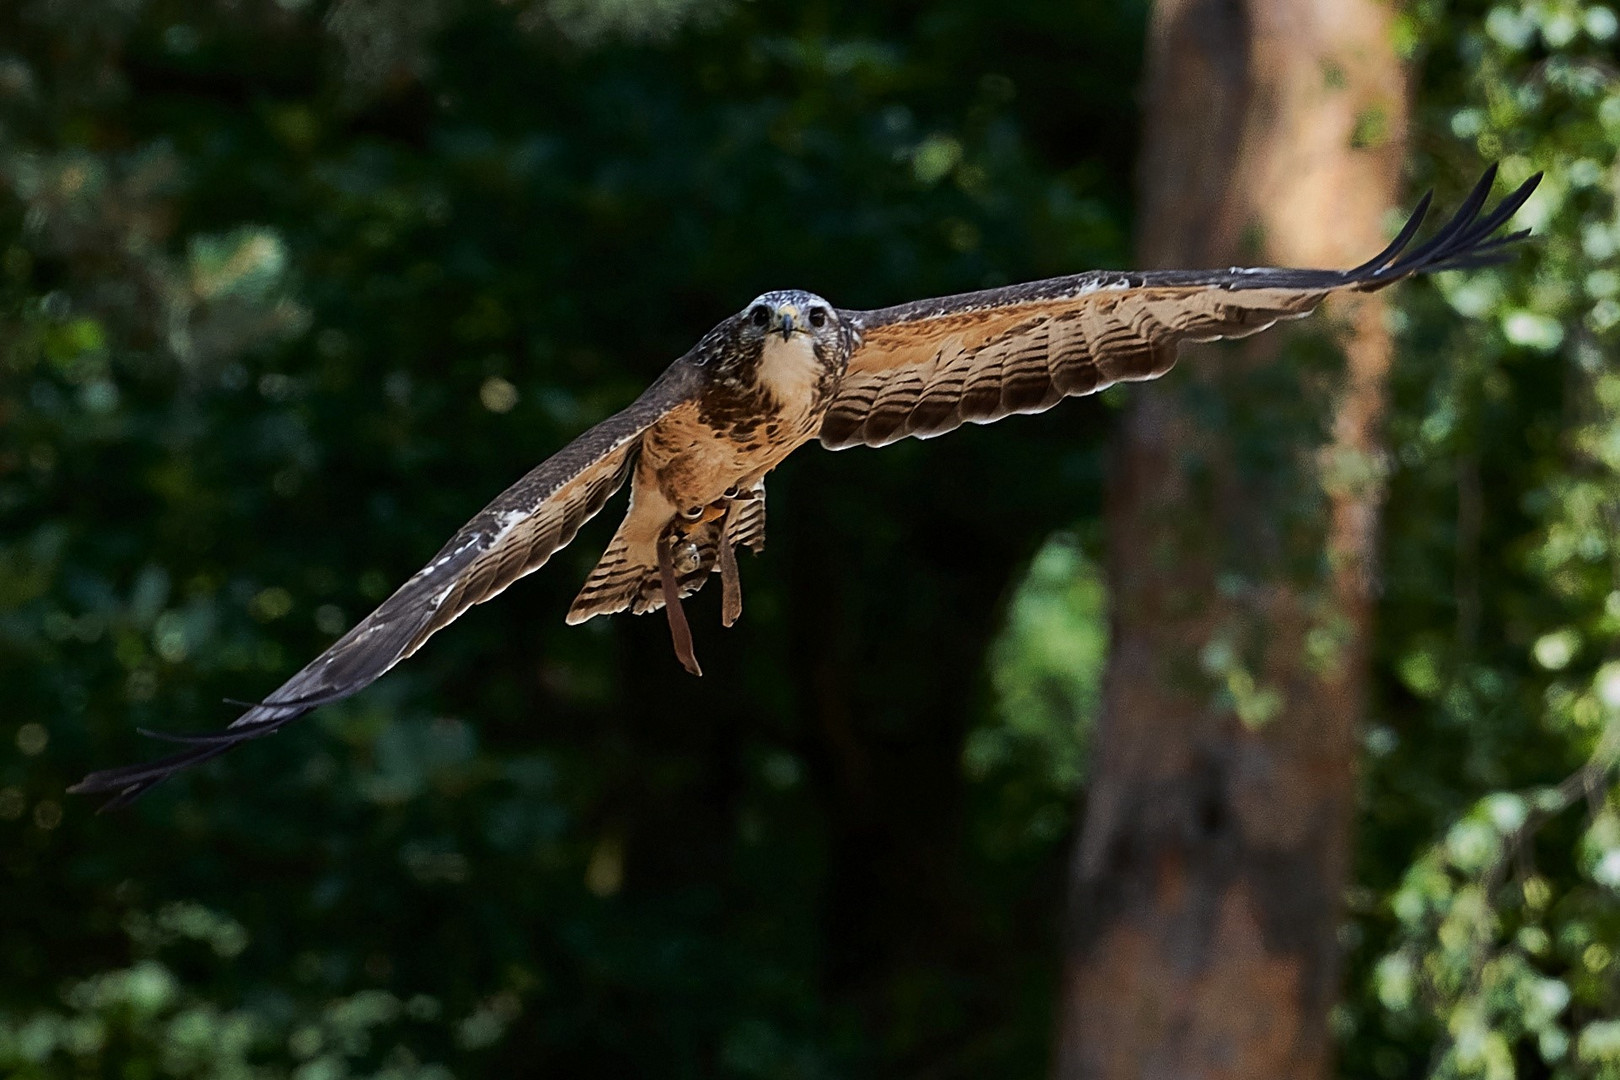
xmin=642 ymin=396 xmax=820 ymax=510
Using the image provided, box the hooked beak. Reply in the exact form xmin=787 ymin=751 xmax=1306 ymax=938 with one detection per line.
xmin=776 ymin=305 xmax=801 ymax=340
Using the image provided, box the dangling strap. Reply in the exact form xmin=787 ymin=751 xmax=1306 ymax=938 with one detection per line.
xmin=656 ymin=529 xmax=702 ymax=676
xmin=717 ymin=502 xmax=743 ymax=628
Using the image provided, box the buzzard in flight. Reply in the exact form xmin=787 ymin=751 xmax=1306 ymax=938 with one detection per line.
xmin=73 ymin=167 xmax=1541 ymax=807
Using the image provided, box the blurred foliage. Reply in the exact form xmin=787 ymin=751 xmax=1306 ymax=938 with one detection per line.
xmin=0 ymin=0 xmax=1141 ymax=1075
xmin=4 ymin=0 xmax=1614 ymax=1076
xmin=1339 ymin=2 xmax=1620 ymax=1078
xmin=977 ymin=532 xmax=1104 ymax=841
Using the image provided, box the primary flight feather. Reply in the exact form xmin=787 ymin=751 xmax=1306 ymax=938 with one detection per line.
xmin=72 ymin=166 xmax=1541 ymax=808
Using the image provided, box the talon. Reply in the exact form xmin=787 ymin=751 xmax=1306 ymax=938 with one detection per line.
xmin=672 ymin=538 xmax=703 ymax=576
xmin=722 ymin=485 xmax=740 ymax=500
xmin=680 ymin=505 xmax=705 ymax=521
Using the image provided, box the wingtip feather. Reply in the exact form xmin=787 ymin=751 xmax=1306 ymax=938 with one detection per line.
xmin=1349 ymin=165 xmax=1540 ymax=289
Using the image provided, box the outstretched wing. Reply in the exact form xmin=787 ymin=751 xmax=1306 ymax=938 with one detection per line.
xmin=73 ymin=363 xmax=703 ymax=809
xmin=821 ymin=166 xmax=1540 ymax=450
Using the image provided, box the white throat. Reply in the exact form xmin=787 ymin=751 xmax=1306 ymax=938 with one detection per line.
xmin=757 ymin=334 xmax=822 ymax=408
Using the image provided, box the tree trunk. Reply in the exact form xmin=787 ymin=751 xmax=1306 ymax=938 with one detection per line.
xmin=1053 ymin=1 xmax=1407 ymax=1078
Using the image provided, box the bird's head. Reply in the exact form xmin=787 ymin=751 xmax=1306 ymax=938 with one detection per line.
xmin=737 ymin=289 xmax=840 ymax=345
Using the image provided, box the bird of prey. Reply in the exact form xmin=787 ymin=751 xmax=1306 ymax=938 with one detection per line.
xmin=72 ymin=166 xmax=1541 ymax=808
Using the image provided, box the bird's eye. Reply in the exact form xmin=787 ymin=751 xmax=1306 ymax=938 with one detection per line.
xmin=808 ymin=307 xmax=827 ymax=328
xmin=749 ymin=305 xmax=771 ymax=328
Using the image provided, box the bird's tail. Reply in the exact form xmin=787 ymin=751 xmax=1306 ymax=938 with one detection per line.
xmin=565 ymin=486 xmax=765 ymax=624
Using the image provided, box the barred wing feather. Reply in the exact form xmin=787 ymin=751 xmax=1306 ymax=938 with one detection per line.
xmin=821 ymin=167 xmax=1539 ymax=450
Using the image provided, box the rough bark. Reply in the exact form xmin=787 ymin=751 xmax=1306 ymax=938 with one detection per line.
xmin=1053 ymin=1 xmax=1407 ymax=1078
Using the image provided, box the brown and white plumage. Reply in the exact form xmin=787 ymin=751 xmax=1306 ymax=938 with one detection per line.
xmin=823 ymin=166 xmax=1537 ymax=449
xmin=72 ymin=166 xmax=1539 ymax=808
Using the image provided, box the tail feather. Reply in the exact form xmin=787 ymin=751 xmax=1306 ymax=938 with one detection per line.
xmin=728 ymin=492 xmax=766 ymax=553
xmin=565 ymin=526 xmax=713 ymax=623
xmin=566 ymin=483 xmax=766 ymax=624
xmin=567 ymin=533 xmax=658 ymax=623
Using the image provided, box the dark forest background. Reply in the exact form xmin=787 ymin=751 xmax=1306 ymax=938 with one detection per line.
xmin=2 ymin=1 xmax=1615 ymax=1077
